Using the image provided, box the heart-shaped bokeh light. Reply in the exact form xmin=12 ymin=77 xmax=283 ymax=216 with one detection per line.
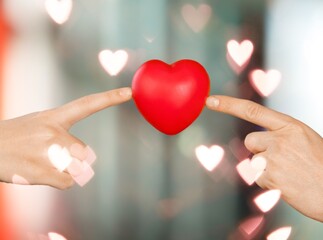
xmin=12 ymin=174 xmax=29 ymax=185
xmin=236 ymin=157 xmax=266 ymax=185
xmin=48 ymin=144 xmax=73 ymax=172
xmin=45 ymin=0 xmax=72 ymax=25
xmin=266 ymin=226 xmax=292 ymax=240
xmin=227 ymin=40 xmax=254 ymax=67
xmin=254 ymin=189 xmax=281 ymax=213
xmin=195 ymin=145 xmax=224 ymax=171
xmin=239 ymin=215 xmax=264 ymax=238
xmin=48 ymin=232 xmax=67 ymax=240
xmin=69 ymin=143 xmax=97 ymax=165
xmin=67 ymin=160 xmax=95 ymax=187
xmin=98 ymin=49 xmax=128 ymax=76
xmin=48 ymin=144 xmax=95 ymax=187
xmin=181 ymin=4 xmax=212 ymax=32
xmin=249 ymin=69 xmax=281 ymax=97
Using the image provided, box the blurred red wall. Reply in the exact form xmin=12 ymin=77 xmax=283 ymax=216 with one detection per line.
xmin=0 ymin=1 xmax=14 ymax=239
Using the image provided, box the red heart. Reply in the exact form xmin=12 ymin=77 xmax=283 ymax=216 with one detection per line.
xmin=132 ymin=59 xmax=210 ymax=135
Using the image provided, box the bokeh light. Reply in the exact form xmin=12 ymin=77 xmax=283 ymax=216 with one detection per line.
xmin=44 ymin=0 xmax=72 ymax=25
xmin=266 ymin=226 xmax=292 ymax=240
xmin=195 ymin=144 xmax=224 ymax=172
xmin=98 ymin=49 xmax=128 ymax=76
xmin=249 ymin=69 xmax=282 ymax=97
xmin=254 ymin=189 xmax=281 ymax=213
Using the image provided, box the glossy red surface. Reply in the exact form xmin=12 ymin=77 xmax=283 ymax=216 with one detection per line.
xmin=132 ymin=59 xmax=210 ymax=135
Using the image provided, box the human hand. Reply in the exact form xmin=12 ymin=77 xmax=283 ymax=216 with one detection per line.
xmin=206 ymin=95 xmax=323 ymax=222
xmin=0 ymin=87 xmax=132 ymax=189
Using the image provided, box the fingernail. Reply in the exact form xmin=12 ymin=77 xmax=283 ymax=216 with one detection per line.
xmin=119 ymin=88 xmax=132 ymax=98
xmin=206 ymin=97 xmax=219 ymax=108
xmin=85 ymin=145 xmax=97 ymax=165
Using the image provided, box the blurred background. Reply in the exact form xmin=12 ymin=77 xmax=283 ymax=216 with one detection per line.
xmin=0 ymin=0 xmax=322 ymax=239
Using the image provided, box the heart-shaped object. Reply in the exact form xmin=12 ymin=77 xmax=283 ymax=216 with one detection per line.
xmin=236 ymin=157 xmax=266 ymax=185
xmin=12 ymin=175 xmax=29 ymax=185
xmin=47 ymin=144 xmax=73 ymax=172
xmin=267 ymin=227 xmax=292 ymax=240
xmin=239 ymin=215 xmax=264 ymax=238
xmin=253 ymin=189 xmax=281 ymax=213
xmin=249 ymin=69 xmax=281 ymax=97
xmin=67 ymin=159 xmax=95 ymax=187
xmin=195 ymin=145 xmax=224 ymax=171
xmin=181 ymin=4 xmax=212 ymax=32
xmin=132 ymin=60 xmax=210 ymax=135
xmin=48 ymin=232 xmax=67 ymax=240
xmin=45 ymin=0 xmax=73 ymax=25
xmin=98 ymin=49 xmax=128 ymax=76
xmin=227 ymin=40 xmax=254 ymax=67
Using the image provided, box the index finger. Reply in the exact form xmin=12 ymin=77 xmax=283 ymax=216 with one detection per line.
xmin=206 ymin=95 xmax=293 ymax=131
xmin=53 ymin=87 xmax=132 ymax=129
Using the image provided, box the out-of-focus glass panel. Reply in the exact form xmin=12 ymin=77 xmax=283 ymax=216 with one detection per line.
xmin=266 ymin=0 xmax=323 ymax=238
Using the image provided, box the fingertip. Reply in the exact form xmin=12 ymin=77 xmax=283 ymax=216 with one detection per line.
xmin=118 ymin=87 xmax=132 ymax=99
xmin=206 ymin=96 xmax=220 ymax=109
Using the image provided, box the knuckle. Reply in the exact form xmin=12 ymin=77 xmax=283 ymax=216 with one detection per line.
xmin=281 ymin=119 xmax=308 ymax=137
xmin=245 ymin=102 xmax=263 ymax=122
xmin=291 ymin=121 xmax=307 ymax=133
xmin=73 ymin=96 xmax=93 ymax=111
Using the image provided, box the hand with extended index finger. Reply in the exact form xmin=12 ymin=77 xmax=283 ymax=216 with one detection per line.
xmin=0 ymin=87 xmax=132 ymax=189
xmin=206 ymin=95 xmax=323 ymax=222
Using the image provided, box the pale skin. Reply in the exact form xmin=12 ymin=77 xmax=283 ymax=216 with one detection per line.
xmin=2 ymin=86 xmax=322 ymax=221
xmin=0 ymin=87 xmax=132 ymax=190
xmin=206 ymin=95 xmax=323 ymax=222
